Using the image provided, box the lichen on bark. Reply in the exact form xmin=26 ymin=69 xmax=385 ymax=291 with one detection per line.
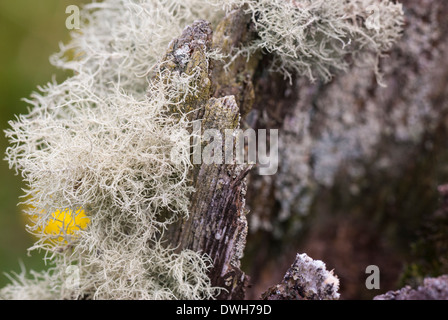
xmin=2 ymin=0 xmax=409 ymax=300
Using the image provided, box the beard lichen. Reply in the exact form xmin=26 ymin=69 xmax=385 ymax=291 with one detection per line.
xmin=2 ymin=0 xmax=403 ymax=300
xmin=220 ymin=0 xmax=404 ymax=83
xmin=2 ymin=0 xmax=225 ymax=300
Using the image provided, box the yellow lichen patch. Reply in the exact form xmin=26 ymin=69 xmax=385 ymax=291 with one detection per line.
xmin=28 ymin=207 xmax=90 ymax=244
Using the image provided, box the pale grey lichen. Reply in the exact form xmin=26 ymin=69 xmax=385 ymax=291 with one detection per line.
xmin=288 ymin=253 xmax=340 ymax=300
xmin=2 ymin=0 xmax=404 ymax=299
xmin=0 ymin=263 xmax=59 ymax=300
xmin=262 ymin=253 xmax=340 ymax=300
xmin=2 ymin=62 xmax=221 ymax=300
xmin=219 ymin=0 xmax=404 ymax=83
xmin=3 ymin=0 xmax=225 ymax=300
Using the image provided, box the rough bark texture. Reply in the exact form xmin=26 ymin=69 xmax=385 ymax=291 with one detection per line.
xmin=242 ymin=0 xmax=448 ymax=299
xmin=162 ymin=12 xmax=260 ymax=299
xmin=261 ymin=253 xmax=340 ymax=300
xmin=162 ymin=0 xmax=448 ymax=300
xmin=374 ymin=275 xmax=448 ymax=300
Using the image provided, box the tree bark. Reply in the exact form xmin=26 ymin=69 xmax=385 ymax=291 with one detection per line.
xmin=161 ymin=11 xmax=261 ymax=299
xmin=374 ymin=275 xmax=448 ymax=300
xmin=162 ymin=0 xmax=448 ymax=300
xmin=243 ymin=0 xmax=448 ymax=299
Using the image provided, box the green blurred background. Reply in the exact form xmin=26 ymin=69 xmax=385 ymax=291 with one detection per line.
xmin=0 ymin=0 xmax=87 ymax=287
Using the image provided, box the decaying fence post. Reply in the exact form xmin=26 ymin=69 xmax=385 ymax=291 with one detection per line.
xmin=161 ymin=11 xmax=261 ymax=299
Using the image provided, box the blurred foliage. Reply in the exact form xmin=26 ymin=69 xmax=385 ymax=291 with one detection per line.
xmin=400 ymin=183 xmax=448 ymax=288
xmin=0 ymin=0 xmax=87 ymax=287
